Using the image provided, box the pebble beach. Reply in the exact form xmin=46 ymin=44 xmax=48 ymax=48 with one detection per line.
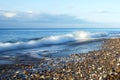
xmin=0 ymin=38 xmax=120 ymax=80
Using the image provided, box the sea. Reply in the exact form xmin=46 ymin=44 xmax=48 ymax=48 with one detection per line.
xmin=0 ymin=28 xmax=120 ymax=64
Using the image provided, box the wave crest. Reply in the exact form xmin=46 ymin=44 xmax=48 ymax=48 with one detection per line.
xmin=0 ymin=31 xmax=105 ymax=52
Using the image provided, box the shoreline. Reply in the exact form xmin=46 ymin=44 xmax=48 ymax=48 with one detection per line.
xmin=0 ymin=38 xmax=120 ymax=79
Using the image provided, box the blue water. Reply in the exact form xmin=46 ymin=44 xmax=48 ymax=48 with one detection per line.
xmin=1 ymin=28 xmax=120 ymax=42
xmin=0 ymin=28 xmax=120 ymax=64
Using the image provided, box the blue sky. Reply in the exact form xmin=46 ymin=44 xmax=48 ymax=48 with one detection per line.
xmin=0 ymin=0 xmax=120 ymax=28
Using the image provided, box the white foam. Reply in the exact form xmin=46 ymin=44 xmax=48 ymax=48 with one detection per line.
xmin=26 ymin=53 xmax=41 ymax=58
xmin=73 ymin=31 xmax=91 ymax=41
xmin=0 ymin=31 xmax=104 ymax=52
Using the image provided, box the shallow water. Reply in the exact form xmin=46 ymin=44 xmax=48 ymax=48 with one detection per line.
xmin=0 ymin=28 xmax=120 ymax=64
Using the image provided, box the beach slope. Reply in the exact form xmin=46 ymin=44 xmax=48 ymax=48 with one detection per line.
xmin=0 ymin=38 xmax=120 ymax=80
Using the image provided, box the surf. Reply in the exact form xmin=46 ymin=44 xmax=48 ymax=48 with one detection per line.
xmin=0 ymin=31 xmax=110 ymax=52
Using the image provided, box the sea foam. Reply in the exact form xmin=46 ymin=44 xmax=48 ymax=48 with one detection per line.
xmin=0 ymin=31 xmax=106 ymax=52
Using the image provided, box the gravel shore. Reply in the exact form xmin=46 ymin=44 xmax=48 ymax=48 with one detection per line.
xmin=0 ymin=38 xmax=120 ymax=80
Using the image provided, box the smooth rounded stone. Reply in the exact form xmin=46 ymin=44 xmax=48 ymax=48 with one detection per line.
xmin=99 ymin=77 xmax=103 ymax=80
xmin=116 ymin=63 xmax=120 ymax=66
xmin=40 ymin=75 xmax=45 ymax=79
xmin=115 ymin=66 xmax=120 ymax=73
xmin=15 ymin=71 xmax=21 ymax=74
xmin=118 ymin=58 xmax=120 ymax=62
xmin=98 ymin=67 xmax=102 ymax=70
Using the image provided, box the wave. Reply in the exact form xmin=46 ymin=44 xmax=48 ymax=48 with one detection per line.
xmin=0 ymin=31 xmax=109 ymax=52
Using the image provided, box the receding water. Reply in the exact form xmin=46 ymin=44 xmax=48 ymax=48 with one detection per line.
xmin=0 ymin=28 xmax=120 ymax=64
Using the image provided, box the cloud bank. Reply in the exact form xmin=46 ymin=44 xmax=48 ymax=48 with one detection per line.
xmin=3 ymin=12 xmax=16 ymax=18
xmin=96 ymin=10 xmax=109 ymax=14
xmin=0 ymin=10 xmax=98 ymax=28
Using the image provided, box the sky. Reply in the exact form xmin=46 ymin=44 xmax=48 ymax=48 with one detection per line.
xmin=0 ymin=0 xmax=120 ymax=28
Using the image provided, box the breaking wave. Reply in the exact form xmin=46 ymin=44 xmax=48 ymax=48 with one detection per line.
xmin=0 ymin=31 xmax=110 ymax=52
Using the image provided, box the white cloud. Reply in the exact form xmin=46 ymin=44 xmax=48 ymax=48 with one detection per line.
xmin=27 ymin=11 xmax=33 ymax=14
xmin=96 ymin=10 xmax=109 ymax=14
xmin=3 ymin=12 xmax=16 ymax=18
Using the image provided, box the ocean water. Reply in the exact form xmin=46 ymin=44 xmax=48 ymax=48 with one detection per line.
xmin=0 ymin=28 xmax=120 ymax=64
